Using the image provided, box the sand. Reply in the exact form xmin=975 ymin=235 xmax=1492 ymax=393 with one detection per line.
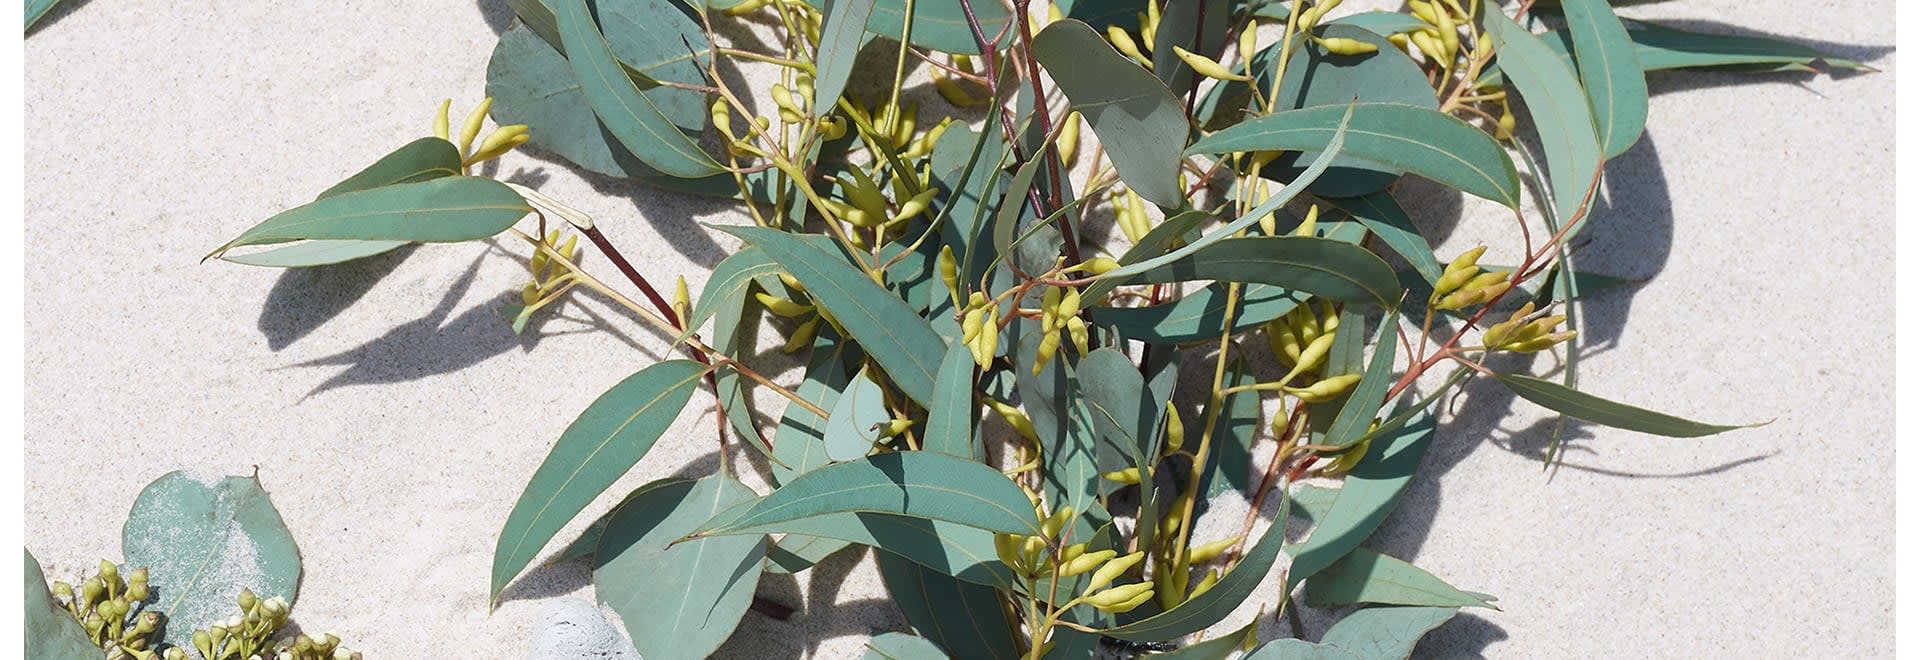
xmin=25 ymin=0 xmax=1894 ymax=657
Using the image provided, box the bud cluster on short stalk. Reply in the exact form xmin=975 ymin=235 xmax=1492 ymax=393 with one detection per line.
xmin=1264 ymin=298 xmax=1360 ymax=402
xmin=1113 ymin=188 xmax=1156 ymax=243
xmin=51 ymin=560 xmax=164 ymax=655
xmin=1030 ymin=285 xmax=1088 ymax=375
xmin=1404 ymin=0 xmax=1469 ymax=68
xmin=1431 ymin=246 xmax=1511 ymax=310
xmin=509 ymin=229 xmax=583 ymax=332
xmin=432 ymin=97 xmax=530 ymax=169
xmin=960 ymin=293 xmax=1002 ymax=369
xmin=1481 ymin=302 xmax=1577 ymax=353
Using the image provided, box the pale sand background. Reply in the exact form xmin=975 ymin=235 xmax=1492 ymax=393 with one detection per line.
xmin=24 ymin=1 xmax=1894 ymax=657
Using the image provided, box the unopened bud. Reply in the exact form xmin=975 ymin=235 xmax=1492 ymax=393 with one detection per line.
xmin=1172 ymin=46 xmax=1248 ymax=82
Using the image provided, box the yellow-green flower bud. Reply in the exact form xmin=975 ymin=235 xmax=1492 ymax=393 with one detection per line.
xmin=98 ymin=560 xmax=119 ymax=585
xmin=1281 ymin=332 xmax=1336 ymax=383
xmin=1284 ymin=374 xmax=1364 ymax=403
xmin=1079 ymin=257 xmax=1121 ymax=275
xmin=934 ymin=71 xmax=983 ymax=107
xmin=1164 ymin=402 xmax=1186 ymax=452
xmin=1172 ymin=46 xmax=1249 ymax=82
xmin=890 ymin=188 xmax=937 ymax=225
xmin=81 ymin=577 xmax=104 ymax=607
xmin=1098 ymin=467 xmax=1141 ymax=485
xmin=755 ymin=292 xmax=815 ymax=317
xmin=1237 ymin=22 xmax=1258 ymax=67
xmin=987 ymin=399 xmax=1038 ymax=443
xmin=1190 ymin=569 xmax=1221 ymax=598
xmin=1187 ymin=535 xmax=1241 ymax=563
xmin=994 ymin=533 xmax=1026 ymax=572
xmin=1085 ymin=551 xmax=1146 ymax=593
xmin=432 ymin=99 xmax=451 ymax=140
xmin=783 ymin=317 xmax=821 ymax=353
xmin=1041 ymin=504 xmax=1074 ymax=539
xmin=1106 ymin=26 xmax=1150 ymax=67
xmin=458 ymin=97 xmax=494 ymax=156
xmin=1295 ymin=204 xmax=1320 ymax=237
xmin=1318 ymin=36 xmax=1380 ymax=56
xmin=1066 ymin=316 xmax=1090 ymax=357
xmin=1087 ymin=582 xmax=1155 ymax=612
xmin=938 ymin=246 xmax=960 ymax=306
xmin=1056 ymin=112 xmax=1081 ymax=167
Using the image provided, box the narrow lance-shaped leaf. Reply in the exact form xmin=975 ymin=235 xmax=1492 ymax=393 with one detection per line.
xmin=862 ymin=632 xmax=951 ymax=660
xmin=491 ymin=359 xmax=709 ymax=601
xmin=762 ymin=512 xmax=1018 ymax=588
xmin=1246 ymin=606 xmax=1458 ymax=660
xmin=1151 ymin=619 xmax=1259 ymax=660
xmin=1561 ymin=0 xmax=1649 ymax=158
xmin=876 ymin=552 xmax=1021 ymax=660
xmin=553 ymin=0 xmax=724 ymax=178
xmin=122 ymin=471 xmax=303 ymax=648
xmin=1485 ymin=10 xmax=1603 ymax=233
xmin=923 ymin=341 xmax=981 ymax=460
xmin=227 ymin=137 xmax=466 ymax=268
xmin=1124 ymin=236 xmax=1402 ymax=307
xmin=1324 ymin=309 xmax=1402 ymax=448
xmin=1033 ymin=19 xmax=1188 ymax=208
xmin=720 ymin=226 xmax=946 ymax=404
xmin=691 ymin=452 xmax=1044 ymax=538
xmin=210 ymin=177 xmax=531 ymax=262
xmin=1096 ymin=104 xmax=1353 ymax=284
xmin=1097 ymin=490 xmax=1292 ymax=642
xmin=1303 ymin=547 xmax=1497 ymax=610
xmin=813 ymin=0 xmax=877 ymax=115
xmin=1491 ymin=373 xmax=1754 ymax=438
xmin=1325 ymin=193 xmax=1442 ymax=285
xmin=1187 ymin=103 xmax=1520 ymax=208
xmin=594 ymin=476 xmax=766 ymax=660
xmin=1286 ymin=409 xmax=1437 ymax=588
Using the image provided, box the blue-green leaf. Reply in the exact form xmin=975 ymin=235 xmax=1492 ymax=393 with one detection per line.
xmin=1491 ymin=373 xmax=1754 ymax=438
xmin=863 ymin=632 xmax=952 ymax=660
xmin=1325 ymin=193 xmax=1441 ymax=285
xmin=1246 ymin=606 xmax=1457 ymax=660
xmin=553 ymin=0 xmax=723 ymax=177
xmin=1561 ymin=0 xmax=1649 ymax=157
xmin=691 ymin=452 xmax=1043 ymax=538
xmin=825 ymin=372 xmax=891 ymax=462
xmin=491 ymin=359 xmax=708 ymax=601
xmin=1123 ymin=236 xmax=1402 ymax=307
xmin=1286 ymin=409 xmax=1436 ymax=588
xmin=761 ymin=512 xmax=1015 ymax=588
xmin=122 ymin=471 xmax=303 ymax=648
xmin=1188 ymin=103 xmax=1520 ymax=208
xmin=1033 ymin=19 xmax=1188 ymax=208
xmin=1303 ymin=547 xmax=1495 ymax=610
xmin=720 ymin=226 xmax=946 ymax=405
xmin=1329 ymin=12 xmax=1426 ymax=36
xmin=1485 ymin=10 xmax=1603 ymax=232
xmin=1324 ymin=309 xmax=1401 ymax=449
xmin=877 ymin=552 xmax=1021 ymax=660
xmin=24 ymin=549 xmax=97 ymax=659
xmin=813 ymin=0 xmax=876 ymax=115
xmin=1089 ymin=284 xmax=1307 ymax=345
xmin=1098 ymin=506 xmax=1290 ymax=642
xmin=1153 ymin=619 xmax=1258 ymax=659
xmin=924 ymin=341 xmax=981 ymax=460
xmin=212 ymin=177 xmax=531 ymax=262
xmin=594 ymin=476 xmax=766 ymax=660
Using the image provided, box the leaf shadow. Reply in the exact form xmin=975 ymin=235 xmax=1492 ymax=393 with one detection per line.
xmin=25 ymin=0 xmax=97 ymax=37
xmin=256 ymin=244 xmax=420 ymax=351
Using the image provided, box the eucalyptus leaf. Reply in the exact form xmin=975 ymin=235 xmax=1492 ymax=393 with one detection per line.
xmin=760 ymin=512 xmax=1016 ymax=588
xmin=1325 ymin=193 xmax=1442 ymax=285
xmin=594 ymin=476 xmax=766 ymax=660
xmin=1285 ymin=410 xmax=1436 ymax=588
xmin=1478 ymin=19 xmax=1873 ymax=87
xmin=122 ymin=471 xmax=302 ymax=648
xmin=1485 ymin=10 xmax=1602 ymax=233
xmin=1098 ymin=494 xmax=1290 ymax=642
xmin=553 ymin=0 xmax=723 ymax=178
xmin=1324 ymin=309 xmax=1401 ymax=449
xmin=691 ymin=451 xmax=1043 ymax=538
xmin=491 ymin=359 xmax=708 ymax=601
xmin=1149 ymin=0 xmax=1229 ymax=100
xmin=772 ymin=331 xmax=863 ymax=485
xmin=720 ymin=226 xmax=946 ymax=405
xmin=1561 ymin=0 xmax=1649 ymax=158
xmin=1089 ymin=284 xmax=1307 ymax=345
xmin=1153 ymin=619 xmax=1258 ymax=660
xmin=863 ymin=632 xmax=951 ymax=660
xmin=924 ymin=341 xmax=981 ymax=460
xmin=681 ymin=247 xmax=781 ymax=342
xmin=25 ymin=0 xmax=60 ymax=32
xmin=212 ymin=177 xmax=531 ymax=262
xmin=813 ymin=0 xmax=877 ymax=115
xmin=25 ymin=549 xmax=99 ymax=660
xmin=877 ymin=552 xmax=1021 ymax=660
xmin=1245 ymin=606 xmax=1457 ymax=660
xmin=1123 ymin=236 xmax=1403 ymax=307
xmin=1303 ymin=547 xmax=1495 ymax=610
xmin=1329 ymin=12 xmax=1426 ymax=36
xmin=1256 ymin=24 xmax=1440 ymax=197
xmin=817 ymin=0 xmax=1012 ymax=54
xmin=1491 ymin=373 xmax=1752 ymax=438
xmin=825 ymin=372 xmax=891 ymax=462
xmin=1033 ymin=19 xmax=1188 ymax=208
xmin=1188 ymin=103 xmax=1520 ymax=208
xmin=317 ymin=137 xmax=463 ymax=199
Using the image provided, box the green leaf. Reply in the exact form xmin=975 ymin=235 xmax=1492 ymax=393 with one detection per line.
xmin=1328 ymin=12 xmax=1426 ymax=36
xmin=25 ymin=549 xmax=99 ymax=660
xmin=1033 ymin=19 xmax=1188 ymax=209
xmin=122 ymin=471 xmax=302 ymax=648
xmin=828 ymin=0 xmax=1012 ymax=54
xmin=1561 ymin=0 xmax=1649 ymax=158
xmin=1153 ymin=619 xmax=1258 ymax=659
xmin=1479 ymin=20 xmax=1872 ymax=87
xmin=813 ymin=0 xmax=877 ymax=115
xmin=863 ymin=632 xmax=951 ymax=660
xmin=758 ymin=512 xmax=1016 ymax=588
xmin=318 ymin=137 xmax=464 ymax=199
xmin=24 ymin=0 xmax=60 ymax=32
xmin=1287 ymin=483 xmax=1340 ymax=524
xmin=491 ymin=359 xmax=708 ymax=601
xmin=1324 ymin=309 xmax=1401 ymax=449
xmin=1286 ymin=410 xmax=1436 ymax=588
xmin=1325 ymin=193 xmax=1441 ymax=285
xmin=1097 ymin=489 xmax=1291 ymax=642
xmin=1096 ymin=106 xmax=1352 ymax=284
xmin=1188 ymin=103 xmax=1519 ymax=208
xmin=220 ymin=239 xmax=413 ymax=268
xmin=1304 ymin=547 xmax=1495 ymax=610
xmin=1077 ymin=348 xmax=1154 ymax=469
xmin=594 ymin=475 xmax=766 ymax=660
xmin=991 ymin=147 xmax=1052 ymax=264
xmin=212 ymin=177 xmax=531 ymax=262
xmin=1256 ymin=24 xmax=1440 ymax=198
xmin=1149 ymin=0 xmax=1229 ymax=100
xmin=1245 ymin=606 xmax=1457 ymax=660
xmin=877 ymin=552 xmax=1021 ymax=660
xmin=553 ymin=0 xmax=723 ymax=178
xmin=772 ymin=331 xmax=864 ymax=485
xmin=1123 ymin=236 xmax=1402 ymax=307
xmin=691 ymin=451 xmax=1043 ymax=538
xmin=1079 ymin=210 xmax=1209 ymax=302
xmin=681 ymin=247 xmax=781 ymax=342
xmin=1485 ymin=10 xmax=1602 ymax=232
xmin=1490 ymin=373 xmax=1752 ymax=438
xmin=765 ymin=532 xmax=855 ymax=574
xmin=924 ymin=341 xmax=981 ymax=461
xmin=720 ymin=226 xmax=946 ymax=405
xmin=711 ymin=276 xmax=766 ymax=462
xmin=1088 ymin=283 xmax=1306 ymax=344
xmin=826 ymin=372 xmax=891 ymax=462
xmin=1200 ymin=358 xmax=1259 ymax=500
